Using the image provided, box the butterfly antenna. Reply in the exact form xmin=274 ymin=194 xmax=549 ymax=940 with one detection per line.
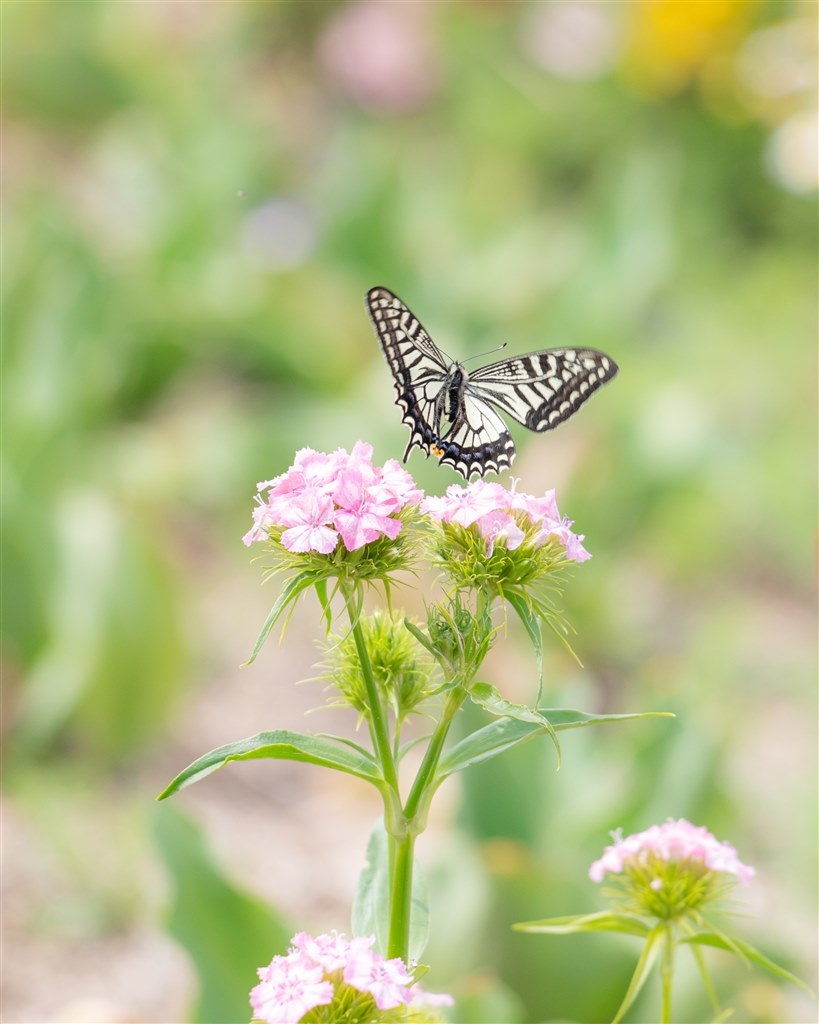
xmin=462 ymin=342 xmax=507 ymax=365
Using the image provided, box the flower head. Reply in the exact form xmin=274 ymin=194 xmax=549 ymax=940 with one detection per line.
xmin=251 ymin=931 xmax=452 ymax=1024
xmin=422 ymin=480 xmax=590 ymax=562
xmin=323 ymin=610 xmax=436 ymax=720
xmin=590 ymin=818 xmax=755 ymax=921
xmin=249 ymin=950 xmax=333 ymax=1023
xmin=243 ymin=444 xmax=424 ymax=598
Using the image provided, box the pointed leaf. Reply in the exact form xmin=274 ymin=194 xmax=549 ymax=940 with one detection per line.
xmin=470 ymin=682 xmax=561 ymax=766
xmin=611 ymin=923 xmax=665 ymax=1024
xmin=438 ymin=709 xmax=673 ymax=780
xmin=157 ymin=730 xmax=383 ymax=800
xmin=402 ymin=618 xmax=437 ymax=657
xmin=504 ymin=589 xmax=543 ymax=701
xmin=244 ymin=570 xmax=320 ymax=665
xmin=314 ymin=578 xmax=332 ymax=634
xmin=682 ymin=933 xmax=815 ymax=994
xmin=352 ymin=820 xmax=429 ymax=961
xmin=514 ymin=911 xmax=651 ymax=938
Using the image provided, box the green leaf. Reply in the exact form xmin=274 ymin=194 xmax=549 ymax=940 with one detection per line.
xmin=514 ymin=911 xmax=651 ymax=938
xmin=470 ymin=681 xmax=560 ymax=765
xmin=352 ymin=820 xmax=430 ymax=961
xmin=153 ymin=804 xmax=291 ymax=1023
xmin=437 ymin=708 xmax=673 ymax=780
xmin=314 ymin=577 xmax=332 ymax=633
xmin=611 ymin=923 xmax=665 ymax=1024
xmin=402 ymin=617 xmax=436 ymax=657
xmin=243 ymin=569 xmax=320 ymax=665
xmin=157 ymin=730 xmax=383 ymax=800
xmin=682 ymin=933 xmax=815 ymax=995
xmin=504 ymin=589 xmax=543 ymax=702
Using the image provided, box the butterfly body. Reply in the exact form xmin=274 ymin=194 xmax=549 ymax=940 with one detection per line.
xmin=367 ymin=286 xmax=618 ymax=479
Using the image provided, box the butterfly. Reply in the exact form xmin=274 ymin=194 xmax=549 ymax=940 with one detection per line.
xmin=366 ymin=286 xmax=619 ymax=479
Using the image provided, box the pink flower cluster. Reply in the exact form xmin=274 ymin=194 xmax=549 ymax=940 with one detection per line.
xmin=589 ymin=818 xmax=756 ymax=886
xmin=243 ymin=442 xmax=422 ymax=554
xmin=250 ymin=931 xmax=453 ymax=1023
xmin=421 ymin=479 xmax=591 ymax=561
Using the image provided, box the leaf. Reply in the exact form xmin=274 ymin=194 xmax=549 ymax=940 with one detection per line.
xmin=504 ymin=589 xmax=543 ymax=702
xmin=352 ymin=820 xmax=430 ymax=961
xmin=437 ymin=708 xmax=673 ymax=781
xmin=153 ymin=804 xmax=291 ymax=1023
xmin=314 ymin=577 xmax=332 ymax=633
xmin=243 ymin=569 xmax=320 ymax=665
xmin=682 ymin=933 xmax=815 ymax=995
xmin=469 ymin=681 xmax=560 ymax=765
xmin=514 ymin=911 xmax=651 ymax=938
xmin=157 ymin=730 xmax=383 ymax=800
xmin=402 ymin=617 xmax=436 ymax=657
xmin=611 ymin=923 xmax=665 ymax=1024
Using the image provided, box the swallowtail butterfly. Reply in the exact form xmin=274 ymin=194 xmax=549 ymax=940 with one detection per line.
xmin=366 ymin=286 xmax=619 ymax=479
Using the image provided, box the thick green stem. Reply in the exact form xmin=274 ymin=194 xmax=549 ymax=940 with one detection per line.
xmin=388 ymin=687 xmax=467 ymax=961
xmin=387 ymin=831 xmax=416 ymax=960
xmin=341 ymin=584 xmax=399 ymax=795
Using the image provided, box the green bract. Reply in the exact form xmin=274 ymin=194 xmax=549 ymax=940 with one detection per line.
xmin=323 ymin=611 xmax=437 ymax=722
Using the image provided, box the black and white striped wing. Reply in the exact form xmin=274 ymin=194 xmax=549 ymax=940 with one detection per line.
xmin=366 ymin=286 xmax=450 ymax=461
xmin=469 ymin=348 xmax=618 ymax=433
xmin=431 ymin=394 xmax=515 ymax=479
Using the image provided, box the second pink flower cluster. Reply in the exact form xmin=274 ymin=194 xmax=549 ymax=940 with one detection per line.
xmin=244 ymin=442 xmax=590 ymax=561
xmin=589 ymin=818 xmax=756 ymax=886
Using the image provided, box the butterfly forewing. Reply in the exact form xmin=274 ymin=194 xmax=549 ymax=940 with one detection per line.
xmin=366 ymin=286 xmax=618 ymax=479
xmin=366 ymin=287 xmax=450 ymax=461
xmin=469 ymin=349 xmax=618 ymax=433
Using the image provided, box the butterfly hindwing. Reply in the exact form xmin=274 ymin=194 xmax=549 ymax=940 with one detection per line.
xmin=366 ymin=287 xmax=618 ymax=479
xmin=435 ymin=393 xmax=515 ymax=478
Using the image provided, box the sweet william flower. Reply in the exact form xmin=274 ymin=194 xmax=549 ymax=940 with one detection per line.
xmin=250 ymin=951 xmax=333 ymax=1023
xmin=589 ymin=818 xmax=756 ymax=926
xmin=251 ymin=931 xmax=453 ymax=1024
xmin=343 ymin=945 xmax=414 ymax=1010
xmin=421 ymin=480 xmax=590 ymax=562
xmin=244 ymin=442 xmax=422 ymax=555
xmin=589 ymin=818 xmax=755 ymax=887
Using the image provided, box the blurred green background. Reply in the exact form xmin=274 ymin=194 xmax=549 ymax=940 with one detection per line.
xmin=2 ymin=1 xmax=816 ymax=1022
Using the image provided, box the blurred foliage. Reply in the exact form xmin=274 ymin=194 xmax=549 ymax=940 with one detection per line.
xmin=154 ymin=804 xmax=292 ymax=1024
xmin=2 ymin=1 xmax=816 ymax=1022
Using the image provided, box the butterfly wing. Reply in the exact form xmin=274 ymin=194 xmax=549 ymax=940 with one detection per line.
xmin=366 ymin=286 xmax=450 ymax=462
xmin=469 ymin=348 xmax=618 ymax=433
xmin=433 ymin=393 xmax=516 ymax=479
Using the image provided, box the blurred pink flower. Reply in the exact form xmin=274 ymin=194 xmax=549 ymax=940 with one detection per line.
xmin=291 ymin=929 xmax=374 ymax=973
xmin=252 ymin=931 xmax=452 ymax=1021
xmin=421 ymin=480 xmax=591 ymax=561
xmin=521 ymin=0 xmax=619 ymax=81
xmin=343 ymin=946 xmax=414 ymax=1010
xmin=318 ymin=1 xmax=442 ymax=113
xmin=589 ymin=818 xmax=755 ymax=886
xmin=250 ymin=950 xmax=333 ymax=1023
xmin=244 ymin=442 xmax=422 ymax=553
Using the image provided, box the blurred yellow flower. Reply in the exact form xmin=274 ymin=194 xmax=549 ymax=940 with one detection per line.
xmin=622 ymin=0 xmax=753 ymax=96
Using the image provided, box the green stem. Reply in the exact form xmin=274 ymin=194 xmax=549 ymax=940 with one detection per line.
xmin=404 ymin=686 xmax=465 ymax=821
xmin=661 ymin=925 xmax=675 ymax=1024
xmin=387 ymin=831 xmax=416 ymax=960
xmin=341 ymin=583 xmax=399 ymax=795
xmin=387 ymin=686 xmax=467 ymax=962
